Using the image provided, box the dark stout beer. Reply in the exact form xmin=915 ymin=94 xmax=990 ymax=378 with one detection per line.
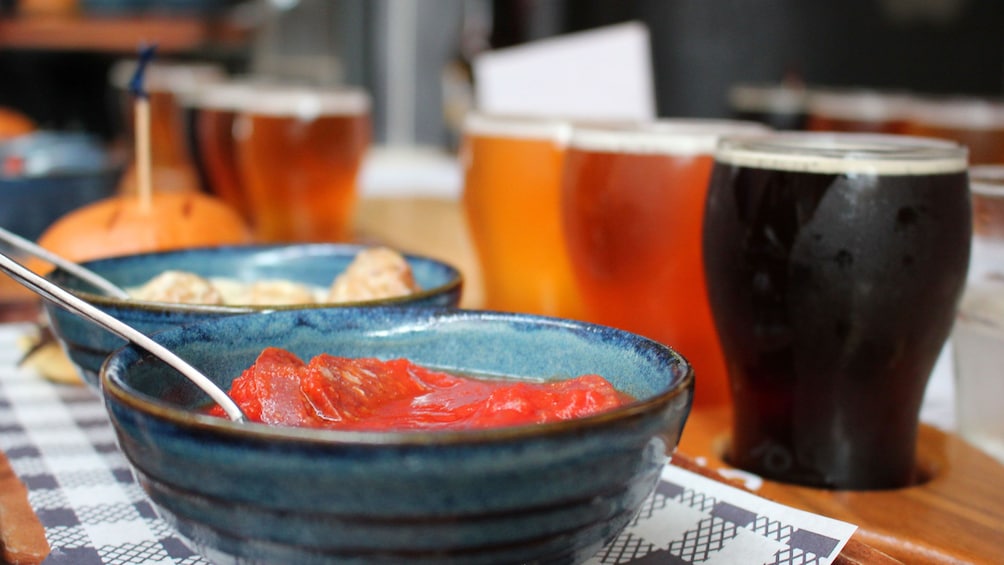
xmin=703 ymin=133 xmax=970 ymax=489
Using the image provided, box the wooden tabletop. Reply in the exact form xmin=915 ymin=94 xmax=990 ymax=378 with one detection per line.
xmin=678 ymin=408 xmax=1004 ymax=564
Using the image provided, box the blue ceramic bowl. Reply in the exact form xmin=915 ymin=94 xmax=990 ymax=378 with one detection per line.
xmin=45 ymin=244 xmax=463 ymax=388
xmin=101 ymin=307 xmax=694 ymax=565
xmin=0 ymin=131 xmax=121 ymax=241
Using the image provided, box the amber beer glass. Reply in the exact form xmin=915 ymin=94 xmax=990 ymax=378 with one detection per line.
xmin=903 ymin=96 xmax=1004 ymax=165
xmin=460 ymin=114 xmax=583 ymax=318
xmin=110 ymin=60 xmax=226 ymax=194
xmin=234 ymin=86 xmax=371 ymax=243
xmin=703 ymin=133 xmax=970 ymax=489
xmin=193 ymin=81 xmax=263 ymax=222
xmin=806 ymin=88 xmax=912 ymax=134
xmin=560 ymin=120 xmax=769 ymax=409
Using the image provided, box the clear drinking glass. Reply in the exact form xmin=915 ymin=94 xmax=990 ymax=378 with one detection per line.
xmin=952 ymin=165 xmax=1004 ymax=463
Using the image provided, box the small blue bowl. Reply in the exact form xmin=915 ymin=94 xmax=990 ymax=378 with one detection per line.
xmin=101 ymin=307 xmax=694 ymax=565
xmin=45 ymin=244 xmax=463 ymax=388
xmin=0 ymin=131 xmax=122 ymax=241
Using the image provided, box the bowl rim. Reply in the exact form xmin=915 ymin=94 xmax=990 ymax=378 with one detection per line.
xmin=100 ymin=308 xmax=695 ymax=447
xmin=46 ymin=242 xmax=464 ymax=312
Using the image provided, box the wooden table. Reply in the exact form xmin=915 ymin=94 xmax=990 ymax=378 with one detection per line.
xmin=678 ymin=408 xmax=1004 ymax=564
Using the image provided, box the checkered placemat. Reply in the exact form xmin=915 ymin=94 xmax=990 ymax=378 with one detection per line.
xmin=0 ymin=324 xmax=209 ymax=565
xmin=586 ymin=464 xmax=855 ymax=565
xmin=0 ymin=323 xmax=855 ymax=565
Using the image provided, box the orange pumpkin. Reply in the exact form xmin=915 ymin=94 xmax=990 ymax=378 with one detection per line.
xmin=36 ymin=191 xmax=253 ymax=266
xmin=0 ymin=107 xmax=35 ymax=141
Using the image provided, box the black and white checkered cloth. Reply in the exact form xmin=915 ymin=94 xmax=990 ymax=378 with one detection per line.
xmin=0 ymin=323 xmax=855 ymax=565
xmin=0 ymin=324 xmax=210 ymax=565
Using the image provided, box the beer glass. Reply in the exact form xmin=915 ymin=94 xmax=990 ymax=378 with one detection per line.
xmin=703 ymin=133 xmax=970 ymax=489
xmin=192 ymin=80 xmax=263 ymax=222
xmin=560 ymin=119 xmax=770 ymax=409
xmin=806 ymin=88 xmax=912 ymax=134
xmin=952 ymin=165 xmax=1004 ymax=463
xmin=903 ymin=96 xmax=1004 ymax=165
xmin=460 ymin=113 xmax=584 ymax=318
xmin=110 ymin=60 xmax=226 ymax=194
xmin=728 ymin=82 xmax=808 ymax=131
xmin=233 ymin=85 xmax=371 ymax=243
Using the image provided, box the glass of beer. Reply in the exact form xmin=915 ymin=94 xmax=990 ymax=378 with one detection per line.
xmin=903 ymin=95 xmax=1004 ymax=165
xmin=109 ymin=60 xmax=226 ymax=194
xmin=728 ymin=82 xmax=808 ymax=131
xmin=460 ymin=113 xmax=584 ymax=318
xmin=191 ymin=79 xmax=267 ymax=223
xmin=560 ymin=119 xmax=770 ymax=409
xmin=703 ymin=132 xmax=970 ymax=489
xmin=805 ymin=88 xmax=912 ymax=134
xmin=233 ymin=85 xmax=371 ymax=243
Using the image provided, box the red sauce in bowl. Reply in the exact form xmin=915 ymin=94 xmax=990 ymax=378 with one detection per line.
xmin=208 ymin=347 xmax=632 ymax=430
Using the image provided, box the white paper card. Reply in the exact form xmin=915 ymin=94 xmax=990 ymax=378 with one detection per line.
xmin=473 ymin=21 xmax=656 ymax=121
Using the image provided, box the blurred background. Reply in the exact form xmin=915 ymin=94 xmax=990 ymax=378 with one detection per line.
xmin=0 ymin=0 xmax=1002 ymax=149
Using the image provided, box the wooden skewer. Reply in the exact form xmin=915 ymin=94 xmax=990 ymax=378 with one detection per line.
xmin=135 ymin=94 xmax=152 ymax=214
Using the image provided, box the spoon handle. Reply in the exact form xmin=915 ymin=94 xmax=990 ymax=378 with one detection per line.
xmin=0 ymin=250 xmax=246 ymax=423
xmin=0 ymin=226 xmax=130 ymax=299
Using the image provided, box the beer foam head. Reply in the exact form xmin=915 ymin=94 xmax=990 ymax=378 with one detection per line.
xmin=109 ymin=60 xmax=226 ymax=95
xmin=729 ymin=83 xmax=807 ymax=114
xmin=715 ymin=132 xmax=968 ymax=175
xmin=242 ymin=86 xmax=371 ymax=118
xmin=190 ymin=78 xmax=282 ymax=110
xmin=906 ymin=96 xmax=1004 ymax=130
xmin=805 ymin=88 xmax=913 ymax=122
xmin=462 ymin=113 xmax=575 ymax=144
xmin=970 ymin=165 xmax=1004 ymax=197
xmin=568 ymin=119 xmax=771 ymax=156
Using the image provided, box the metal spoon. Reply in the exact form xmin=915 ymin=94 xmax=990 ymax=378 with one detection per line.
xmin=0 ymin=225 xmax=130 ymax=299
xmin=0 ymin=250 xmax=247 ymax=422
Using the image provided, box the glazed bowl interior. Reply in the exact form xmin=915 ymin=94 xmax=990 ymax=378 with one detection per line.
xmin=101 ymin=306 xmax=694 ymax=565
xmin=44 ymin=243 xmax=463 ymax=388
